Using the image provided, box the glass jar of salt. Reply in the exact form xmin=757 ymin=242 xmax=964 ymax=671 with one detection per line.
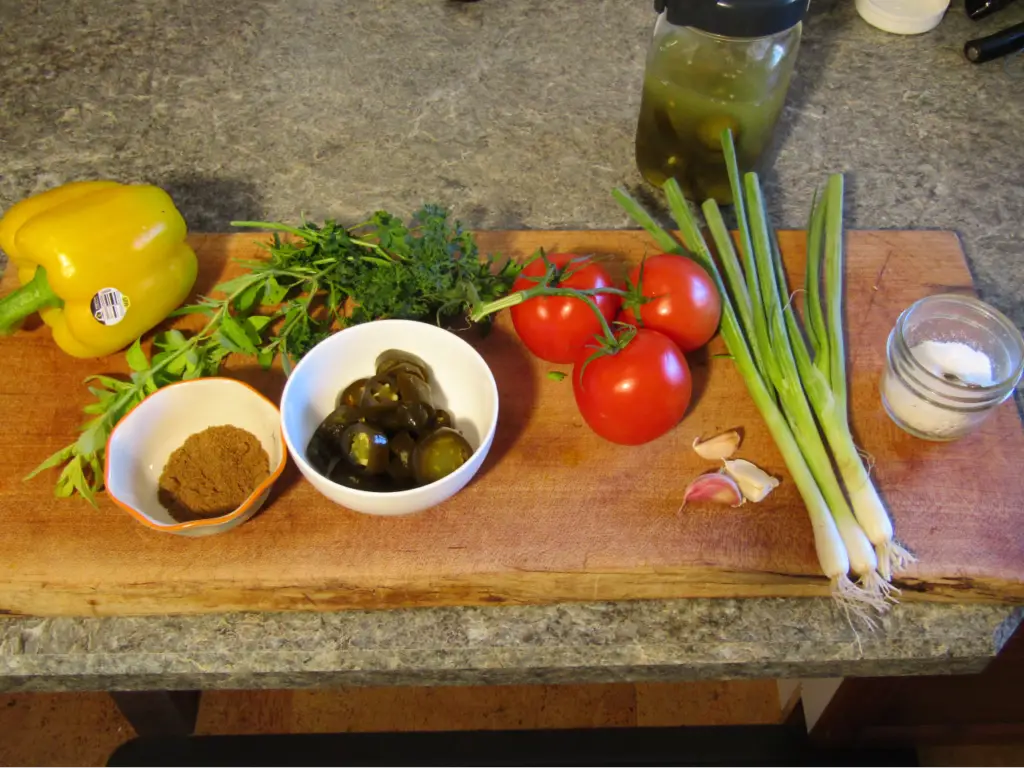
xmin=882 ymin=294 xmax=1024 ymax=441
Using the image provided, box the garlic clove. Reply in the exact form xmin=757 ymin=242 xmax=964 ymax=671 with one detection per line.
xmin=692 ymin=430 xmax=742 ymax=461
xmin=722 ymin=459 xmax=780 ymax=503
xmin=682 ymin=472 xmax=745 ymax=509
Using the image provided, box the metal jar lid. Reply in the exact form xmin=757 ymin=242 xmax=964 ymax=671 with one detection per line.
xmin=654 ymin=0 xmax=809 ymax=37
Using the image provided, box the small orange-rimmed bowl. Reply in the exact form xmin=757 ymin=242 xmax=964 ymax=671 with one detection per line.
xmin=105 ymin=378 xmax=288 ymax=536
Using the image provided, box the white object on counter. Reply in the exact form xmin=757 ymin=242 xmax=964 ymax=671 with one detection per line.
xmin=882 ymin=340 xmax=994 ymax=439
xmin=855 ymin=0 xmax=950 ymax=35
xmin=280 ymin=319 xmax=499 ymax=517
xmin=105 ymin=378 xmax=288 ymax=536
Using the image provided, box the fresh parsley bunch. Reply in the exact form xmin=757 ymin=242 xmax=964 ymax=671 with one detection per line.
xmin=33 ymin=205 xmax=520 ymax=503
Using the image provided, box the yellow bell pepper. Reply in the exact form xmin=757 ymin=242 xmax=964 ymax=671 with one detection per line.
xmin=0 ymin=181 xmax=198 ymax=358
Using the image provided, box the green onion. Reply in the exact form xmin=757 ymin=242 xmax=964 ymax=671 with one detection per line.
xmin=824 ymin=177 xmax=848 ymax=415
xmin=721 ymin=136 xmax=768 ymax=384
xmin=729 ymin=176 xmax=886 ymax=612
xmin=804 ymin=188 xmax=830 ymax=379
xmin=812 ymin=176 xmax=916 ymax=582
xmin=613 ymin=185 xmax=862 ymax=611
xmin=613 ymin=129 xmax=914 ymax=616
xmin=742 ymin=172 xmax=881 ymax=591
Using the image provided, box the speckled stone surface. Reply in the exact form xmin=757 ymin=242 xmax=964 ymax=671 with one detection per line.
xmin=1 ymin=600 xmax=1021 ymax=692
xmin=1 ymin=0 xmax=1023 ymax=690
xmin=2 ymin=0 xmax=1022 ymax=321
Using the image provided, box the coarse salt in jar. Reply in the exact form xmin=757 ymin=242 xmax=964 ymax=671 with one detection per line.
xmin=881 ymin=294 xmax=1024 ymax=441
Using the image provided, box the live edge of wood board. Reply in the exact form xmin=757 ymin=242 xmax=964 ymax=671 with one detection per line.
xmin=0 ymin=229 xmax=1021 ymax=617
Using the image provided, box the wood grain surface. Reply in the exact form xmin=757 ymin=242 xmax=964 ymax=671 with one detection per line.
xmin=1 ymin=229 xmax=1021 ymax=617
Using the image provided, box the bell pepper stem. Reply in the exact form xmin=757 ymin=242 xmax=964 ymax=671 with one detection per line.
xmin=0 ymin=267 xmax=63 ymax=334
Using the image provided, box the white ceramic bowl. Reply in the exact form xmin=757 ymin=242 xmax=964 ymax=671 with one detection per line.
xmin=105 ymin=378 xmax=288 ymax=536
xmin=280 ymin=319 xmax=499 ymax=516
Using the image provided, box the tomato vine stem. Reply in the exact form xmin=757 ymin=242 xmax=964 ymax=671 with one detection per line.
xmin=470 ymin=255 xmax=641 ymax=378
xmin=470 ymin=283 xmax=630 ymax=353
xmin=471 ymin=285 xmax=622 ymax=320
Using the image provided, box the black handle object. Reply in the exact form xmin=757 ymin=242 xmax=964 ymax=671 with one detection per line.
xmin=966 ymin=0 xmax=1015 ymax=19
xmin=964 ymin=21 xmax=1024 ymax=63
xmin=965 ymin=0 xmax=1016 ymax=20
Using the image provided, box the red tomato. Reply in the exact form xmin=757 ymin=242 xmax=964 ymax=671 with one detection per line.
xmin=572 ymin=329 xmax=692 ymax=446
xmin=510 ymin=253 xmax=621 ymax=364
xmin=619 ymin=254 xmax=721 ymax=353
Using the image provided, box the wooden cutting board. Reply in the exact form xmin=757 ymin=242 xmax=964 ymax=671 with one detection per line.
xmin=1 ymin=230 xmax=1022 ymax=617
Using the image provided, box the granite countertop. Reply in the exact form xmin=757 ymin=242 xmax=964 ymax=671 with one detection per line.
xmin=1 ymin=0 xmax=1022 ymax=691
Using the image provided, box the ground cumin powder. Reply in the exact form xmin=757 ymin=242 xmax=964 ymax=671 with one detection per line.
xmin=158 ymin=425 xmax=270 ymax=522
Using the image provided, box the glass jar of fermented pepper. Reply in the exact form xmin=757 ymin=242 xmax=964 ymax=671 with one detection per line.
xmin=635 ymin=0 xmax=808 ymax=204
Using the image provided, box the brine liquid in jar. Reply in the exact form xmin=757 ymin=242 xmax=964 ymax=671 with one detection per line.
xmin=635 ymin=14 xmax=802 ymax=204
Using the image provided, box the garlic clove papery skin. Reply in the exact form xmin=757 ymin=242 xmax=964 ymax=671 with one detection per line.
xmin=692 ymin=430 xmax=742 ymax=461
xmin=682 ymin=472 xmax=745 ymax=508
xmin=722 ymin=459 xmax=780 ymax=503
